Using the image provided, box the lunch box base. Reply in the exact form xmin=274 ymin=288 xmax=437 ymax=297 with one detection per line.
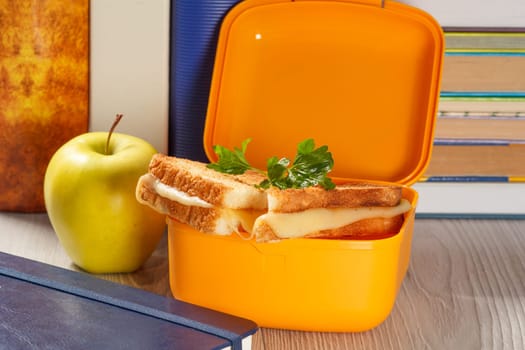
xmin=168 ymin=188 xmax=417 ymax=332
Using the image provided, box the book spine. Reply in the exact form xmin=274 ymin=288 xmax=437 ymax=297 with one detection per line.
xmin=438 ymin=114 xmax=525 ymax=120
xmin=170 ymin=0 xmax=242 ymax=162
xmin=433 ymin=138 xmax=525 ymax=145
xmin=443 ymin=27 xmax=525 ymax=33
xmin=438 ymin=111 xmax=525 ymax=118
xmin=441 ymin=92 xmax=525 ymax=98
xmin=438 ymin=95 xmax=525 ymax=117
xmin=90 ymin=0 xmax=169 ymax=154
xmin=420 ymin=176 xmax=510 ymax=182
xmin=440 ymin=96 xmax=525 ymax=101
xmin=445 ymin=50 xmax=525 ymax=55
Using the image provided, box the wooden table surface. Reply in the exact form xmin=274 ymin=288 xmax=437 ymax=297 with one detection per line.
xmin=2 ymin=212 xmax=525 ymax=350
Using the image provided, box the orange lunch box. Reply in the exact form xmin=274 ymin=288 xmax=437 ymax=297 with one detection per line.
xmin=168 ymin=0 xmax=443 ymax=332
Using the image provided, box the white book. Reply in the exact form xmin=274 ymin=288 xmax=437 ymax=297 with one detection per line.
xmin=413 ymin=181 xmax=525 ymax=217
xmin=89 ymin=0 xmax=170 ymax=154
xmin=397 ymin=0 xmax=525 ymax=28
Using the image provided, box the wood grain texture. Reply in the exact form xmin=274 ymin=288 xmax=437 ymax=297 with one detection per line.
xmin=2 ymin=212 xmax=525 ymax=349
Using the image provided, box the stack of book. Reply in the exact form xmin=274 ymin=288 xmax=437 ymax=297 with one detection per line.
xmin=428 ymin=29 xmax=525 ymax=181
xmin=397 ymin=0 xmax=525 ymax=216
xmin=415 ymin=28 xmax=525 ymax=217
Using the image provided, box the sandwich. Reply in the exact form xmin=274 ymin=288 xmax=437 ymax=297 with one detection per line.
xmin=136 ymin=153 xmax=268 ymax=235
xmin=136 ymin=140 xmax=411 ymax=242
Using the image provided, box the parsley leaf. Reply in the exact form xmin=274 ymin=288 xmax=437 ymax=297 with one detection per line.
xmin=258 ymin=156 xmax=290 ymax=189
xmin=262 ymin=139 xmax=335 ymax=190
xmin=207 ymin=138 xmax=335 ymax=190
xmin=206 ymin=138 xmax=253 ymax=174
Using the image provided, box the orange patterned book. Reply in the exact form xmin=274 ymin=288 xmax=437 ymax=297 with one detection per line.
xmin=0 ymin=1 xmax=89 ymax=212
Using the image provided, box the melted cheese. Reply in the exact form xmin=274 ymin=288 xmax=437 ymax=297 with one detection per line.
xmin=145 ymin=174 xmax=213 ymax=208
xmin=217 ymin=208 xmax=266 ymax=236
xmin=255 ymin=199 xmax=412 ymax=239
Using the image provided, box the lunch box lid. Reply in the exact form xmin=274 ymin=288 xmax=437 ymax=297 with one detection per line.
xmin=203 ymin=0 xmax=444 ymax=186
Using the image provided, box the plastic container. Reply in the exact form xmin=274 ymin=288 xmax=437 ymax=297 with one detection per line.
xmin=168 ymin=0 xmax=444 ymax=331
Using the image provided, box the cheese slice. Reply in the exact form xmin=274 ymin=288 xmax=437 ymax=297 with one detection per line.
xmin=142 ymin=174 xmax=213 ymax=208
xmin=254 ymin=199 xmax=411 ymax=239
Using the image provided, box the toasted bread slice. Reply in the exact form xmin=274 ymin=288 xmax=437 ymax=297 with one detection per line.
xmin=252 ymin=184 xmax=410 ymax=242
xmin=136 ymin=154 xmax=267 ymax=234
xmin=266 ymin=183 xmax=403 ymax=213
xmin=147 ymin=153 xmax=267 ymax=210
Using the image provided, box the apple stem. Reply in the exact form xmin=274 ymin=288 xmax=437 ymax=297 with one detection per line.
xmin=106 ymin=114 xmax=124 ymax=155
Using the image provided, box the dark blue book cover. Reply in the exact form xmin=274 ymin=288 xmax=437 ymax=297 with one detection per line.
xmin=0 ymin=252 xmax=257 ymax=350
xmin=169 ymin=0 xmax=241 ymax=161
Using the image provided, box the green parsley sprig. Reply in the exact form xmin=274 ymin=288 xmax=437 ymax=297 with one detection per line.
xmin=206 ymin=138 xmax=254 ymax=175
xmin=207 ymin=138 xmax=335 ymax=190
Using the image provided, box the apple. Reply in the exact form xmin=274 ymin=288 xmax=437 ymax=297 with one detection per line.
xmin=44 ymin=114 xmax=166 ymax=273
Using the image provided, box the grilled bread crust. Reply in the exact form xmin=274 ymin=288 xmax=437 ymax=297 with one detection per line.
xmin=254 ymin=215 xmax=405 ymax=242
xmin=266 ymin=183 xmax=403 ymax=213
xmin=148 ymin=153 xmax=267 ymax=210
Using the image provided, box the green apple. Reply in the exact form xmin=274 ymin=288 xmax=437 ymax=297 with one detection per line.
xmin=44 ymin=115 xmax=166 ymax=273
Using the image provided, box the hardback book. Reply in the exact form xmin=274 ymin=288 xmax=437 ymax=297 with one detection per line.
xmin=414 ymin=179 xmax=525 ymax=218
xmin=444 ymin=30 xmax=525 ymax=52
xmin=0 ymin=0 xmax=89 ymax=212
xmin=440 ymin=53 xmax=525 ymax=93
xmin=424 ymin=139 xmax=525 ymax=178
xmin=434 ymin=115 xmax=525 ymax=142
xmin=438 ymin=96 xmax=525 ymax=116
xmin=90 ymin=0 xmax=170 ymax=155
xmin=0 ymin=252 xmax=257 ymax=350
xmin=169 ymin=0 xmax=240 ymax=161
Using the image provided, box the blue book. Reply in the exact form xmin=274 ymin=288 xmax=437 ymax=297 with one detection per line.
xmin=169 ymin=0 xmax=241 ymax=161
xmin=0 ymin=252 xmax=257 ymax=350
